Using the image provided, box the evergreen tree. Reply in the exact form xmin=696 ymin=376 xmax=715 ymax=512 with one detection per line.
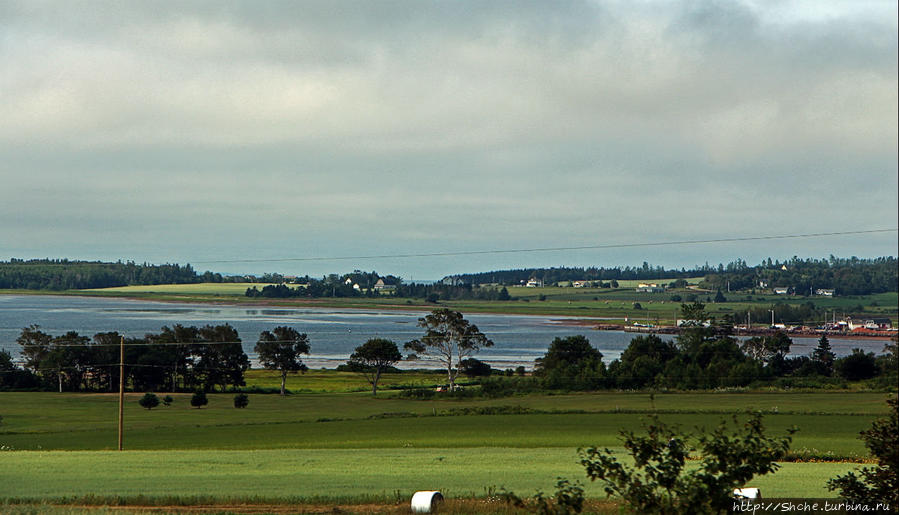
xmin=812 ymin=335 xmax=836 ymax=376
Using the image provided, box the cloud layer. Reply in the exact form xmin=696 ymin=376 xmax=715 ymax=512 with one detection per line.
xmin=2 ymin=0 xmax=896 ymax=277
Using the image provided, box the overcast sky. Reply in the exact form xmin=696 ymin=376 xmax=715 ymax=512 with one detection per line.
xmin=2 ymin=0 xmax=896 ymax=279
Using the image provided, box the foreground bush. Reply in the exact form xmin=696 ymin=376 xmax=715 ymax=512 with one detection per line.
xmin=580 ymin=412 xmax=794 ymax=514
xmin=828 ymin=397 xmax=898 ymax=508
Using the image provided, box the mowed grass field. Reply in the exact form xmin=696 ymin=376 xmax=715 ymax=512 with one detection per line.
xmin=0 ymin=390 xmax=892 ymax=503
xmin=243 ymin=368 xmax=452 ymax=393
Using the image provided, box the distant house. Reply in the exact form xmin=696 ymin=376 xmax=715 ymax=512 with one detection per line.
xmin=636 ymin=283 xmax=664 ymax=293
xmin=373 ymin=279 xmax=396 ymax=292
xmin=758 ymin=280 xmax=768 ymax=288
xmin=815 ymin=289 xmax=835 ymax=296
xmin=526 ymin=278 xmax=543 ymax=288
xmin=773 ymin=287 xmax=789 ymax=295
xmin=344 ymin=278 xmax=354 ymax=285
xmin=572 ymin=280 xmax=588 ymax=288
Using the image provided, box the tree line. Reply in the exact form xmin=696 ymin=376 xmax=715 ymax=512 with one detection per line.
xmin=244 ymin=273 xmax=513 ymax=301
xmin=407 ymin=304 xmax=896 ymax=397
xmin=8 ymin=324 xmax=250 ymax=392
xmin=3 ymin=305 xmax=896 ymax=394
xmin=441 ymin=256 xmax=898 ymax=295
xmin=0 ymin=259 xmax=225 ymax=290
xmin=445 ymin=263 xmax=698 ymax=286
xmin=506 ymin=303 xmax=897 ymax=393
xmin=699 ymin=256 xmax=897 ymax=295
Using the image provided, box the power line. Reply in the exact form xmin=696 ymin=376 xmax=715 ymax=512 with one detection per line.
xmin=191 ymin=229 xmax=899 ymax=264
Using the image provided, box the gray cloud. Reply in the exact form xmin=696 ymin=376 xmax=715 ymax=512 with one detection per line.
xmin=2 ymin=0 xmax=896 ymax=277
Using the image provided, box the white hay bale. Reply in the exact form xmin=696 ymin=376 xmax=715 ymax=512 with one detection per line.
xmin=734 ymin=487 xmax=761 ymax=499
xmin=411 ymin=490 xmax=444 ymax=513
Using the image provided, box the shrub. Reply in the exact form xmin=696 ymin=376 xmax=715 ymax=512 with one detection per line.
xmin=190 ymin=390 xmax=208 ymax=409
xmin=460 ymin=358 xmax=492 ymax=377
xmin=828 ymin=397 xmax=898 ymax=507
xmin=500 ymin=478 xmax=585 ymax=515
xmin=162 ymin=395 xmax=173 ymax=407
xmin=837 ymin=349 xmax=878 ymax=381
xmin=138 ymin=392 xmax=160 ymax=410
xmin=580 ymin=412 xmax=794 ymax=514
xmin=233 ymin=393 xmax=249 ymax=409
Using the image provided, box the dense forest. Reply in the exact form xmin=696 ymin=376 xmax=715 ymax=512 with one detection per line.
xmin=0 ymin=259 xmax=224 ymax=290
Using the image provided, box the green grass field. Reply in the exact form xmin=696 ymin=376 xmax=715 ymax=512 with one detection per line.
xmin=243 ymin=368 xmax=451 ymax=393
xmin=0 ymin=448 xmax=864 ymax=502
xmin=0 ymin=390 xmax=891 ymax=506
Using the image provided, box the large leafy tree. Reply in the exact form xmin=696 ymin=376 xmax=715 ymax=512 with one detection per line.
xmin=193 ymin=325 xmax=249 ymax=392
xmin=255 ymin=326 xmax=310 ymax=395
xmin=16 ymin=324 xmax=52 ymax=371
xmin=347 ymin=338 xmax=402 ymax=395
xmin=534 ymin=335 xmax=605 ymax=390
xmin=405 ymin=309 xmax=493 ymax=389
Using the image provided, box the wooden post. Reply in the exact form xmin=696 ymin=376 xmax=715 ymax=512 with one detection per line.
xmin=118 ymin=334 xmax=124 ymax=451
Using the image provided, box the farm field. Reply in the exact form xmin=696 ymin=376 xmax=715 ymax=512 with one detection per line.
xmin=0 ymin=390 xmax=892 ymax=508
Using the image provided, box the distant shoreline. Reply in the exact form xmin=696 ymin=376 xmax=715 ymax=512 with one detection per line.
xmin=2 ymin=289 xmax=895 ymax=340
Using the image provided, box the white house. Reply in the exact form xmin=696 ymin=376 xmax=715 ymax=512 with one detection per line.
xmin=773 ymin=287 xmax=789 ymax=295
xmin=526 ymin=278 xmax=543 ymax=288
xmin=815 ymin=289 xmax=835 ymax=296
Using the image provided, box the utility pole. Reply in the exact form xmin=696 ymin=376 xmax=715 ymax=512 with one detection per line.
xmin=769 ymin=309 xmax=775 ymax=327
xmin=118 ymin=334 xmax=124 ymax=451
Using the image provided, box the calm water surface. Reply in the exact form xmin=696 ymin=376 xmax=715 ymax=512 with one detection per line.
xmin=0 ymin=295 xmax=886 ymax=369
